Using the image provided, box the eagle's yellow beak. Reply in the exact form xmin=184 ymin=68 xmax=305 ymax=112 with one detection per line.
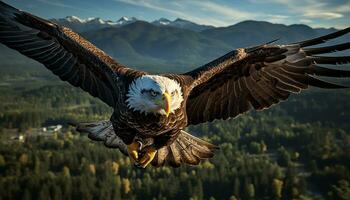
xmin=163 ymin=92 xmax=171 ymax=117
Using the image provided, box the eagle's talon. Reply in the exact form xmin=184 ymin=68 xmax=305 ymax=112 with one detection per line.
xmin=133 ymin=162 xmax=143 ymax=168
xmin=138 ymin=146 xmax=157 ymax=168
xmin=127 ymin=141 xmax=140 ymax=162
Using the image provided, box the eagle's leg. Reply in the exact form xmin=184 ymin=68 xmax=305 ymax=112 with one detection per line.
xmin=138 ymin=146 xmax=157 ymax=168
xmin=127 ymin=141 xmax=141 ymax=162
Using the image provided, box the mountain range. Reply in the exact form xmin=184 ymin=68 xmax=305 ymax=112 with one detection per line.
xmin=0 ymin=16 xmax=347 ymax=76
xmin=50 ymin=16 xmax=213 ymax=32
xmin=50 ymin=16 xmax=139 ymax=32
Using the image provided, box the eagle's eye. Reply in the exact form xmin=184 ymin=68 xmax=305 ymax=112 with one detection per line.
xmin=149 ymin=89 xmax=158 ymax=97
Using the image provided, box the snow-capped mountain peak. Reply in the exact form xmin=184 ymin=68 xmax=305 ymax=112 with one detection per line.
xmin=174 ymin=18 xmax=187 ymax=22
xmin=53 ymin=16 xmax=213 ymax=32
xmin=105 ymin=20 xmax=118 ymax=26
xmin=116 ymin=16 xmax=138 ymax=25
xmin=150 ymin=17 xmax=214 ymax=31
xmin=64 ymin=16 xmax=107 ymax=24
xmin=118 ymin=16 xmax=129 ymax=22
xmin=172 ymin=18 xmax=192 ymax=25
xmin=86 ymin=17 xmax=105 ymax=24
xmin=55 ymin=16 xmax=138 ymax=28
xmin=65 ymin=16 xmax=85 ymax=23
xmin=152 ymin=18 xmax=171 ymax=26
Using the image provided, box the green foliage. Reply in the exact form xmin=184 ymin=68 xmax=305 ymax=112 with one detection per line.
xmin=328 ymin=180 xmax=350 ymax=200
xmin=277 ymin=147 xmax=291 ymax=167
xmin=272 ymin=179 xmax=283 ymax=200
xmin=2 ymin=111 xmax=348 ymax=199
xmin=0 ymin=84 xmax=112 ymax=130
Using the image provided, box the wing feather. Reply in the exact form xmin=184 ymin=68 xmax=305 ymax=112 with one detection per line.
xmin=185 ymin=28 xmax=350 ymax=125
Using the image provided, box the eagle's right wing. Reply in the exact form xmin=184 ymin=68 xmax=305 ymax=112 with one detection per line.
xmin=0 ymin=2 xmax=145 ymax=107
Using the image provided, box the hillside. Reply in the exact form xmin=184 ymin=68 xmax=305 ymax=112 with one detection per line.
xmin=81 ymin=21 xmax=230 ymax=72
xmin=202 ymin=20 xmax=318 ymax=47
xmin=1 ymin=19 xmax=347 ymax=77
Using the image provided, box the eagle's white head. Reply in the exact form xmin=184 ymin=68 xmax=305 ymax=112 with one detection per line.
xmin=126 ymin=75 xmax=184 ymax=116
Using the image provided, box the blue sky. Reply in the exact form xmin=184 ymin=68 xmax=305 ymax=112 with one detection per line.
xmin=4 ymin=0 xmax=350 ymax=28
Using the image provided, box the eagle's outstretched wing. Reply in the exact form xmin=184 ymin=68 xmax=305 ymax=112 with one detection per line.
xmin=0 ymin=2 xmax=144 ymax=107
xmin=185 ymin=28 xmax=350 ymax=125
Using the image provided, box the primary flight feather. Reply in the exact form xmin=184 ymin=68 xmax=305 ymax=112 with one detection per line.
xmin=0 ymin=1 xmax=349 ymax=168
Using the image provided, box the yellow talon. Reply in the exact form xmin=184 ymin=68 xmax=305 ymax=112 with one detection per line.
xmin=139 ymin=146 xmax=157 ymax=168
xmin=127 ymin=141 xmax=140 ymax=162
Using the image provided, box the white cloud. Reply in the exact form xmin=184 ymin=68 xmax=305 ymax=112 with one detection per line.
xmin=335 ymin=2 xmax=350 ymax=13
xmin=265 ymin=14 xmax=289 ymax=23
xmin=251 ymin=0 xmax=346 ymax=20
xmin=113 ymin=0 xmax=348 ymax=28
xmin=114 ymin=0 xmax=176 ymax=14
xmin=303 ymin=12 xmax=343 ymax=19
xmin=114 ymin=0 xmax=297 ymax=26
xmin=113 ymin=0 xmax=255 ymax=26
xmin=114 ymin=0 xmax=222 ymax=25
xmin=36 ymin=0 xmax=103 ymax=15
xmin=189 ymin=1 xmax=252 ymax=19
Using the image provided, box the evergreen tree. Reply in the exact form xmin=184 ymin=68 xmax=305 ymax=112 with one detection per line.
xmin=272 ymin=179 xmax=283 ymax=200
xmin=122 ymin=178 xmax=131 ymax=194
xmin=62 ymin=166 xmax=71 ymax=178
xmin=245 ymin=183 xmax=255 ymax=200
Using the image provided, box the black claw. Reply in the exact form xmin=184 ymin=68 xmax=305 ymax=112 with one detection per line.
xmin=134 ymin=162 xmax=146 ymax=169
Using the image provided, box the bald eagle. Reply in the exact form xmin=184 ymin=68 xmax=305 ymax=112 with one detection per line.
xmin=1 ymin=2 xmax=350 ymax=168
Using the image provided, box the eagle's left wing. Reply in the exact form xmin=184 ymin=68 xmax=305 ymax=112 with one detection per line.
xmin=184 ymin=28 xmax=350 ymax=125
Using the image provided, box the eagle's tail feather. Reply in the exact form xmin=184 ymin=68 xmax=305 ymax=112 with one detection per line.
xmin=72 ymin=122 xmax=218 ymax=167
xmin=152 ymin=130 xmax=219 ymax=167
xmin=72 ymin=120 xmax=128 ymax=156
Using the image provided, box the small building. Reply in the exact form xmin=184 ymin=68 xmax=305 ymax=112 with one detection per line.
xmin=42 ymin=125 xmax=62 ymax=132
xmin=12 ymin=134 xmax=24 ymax=142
